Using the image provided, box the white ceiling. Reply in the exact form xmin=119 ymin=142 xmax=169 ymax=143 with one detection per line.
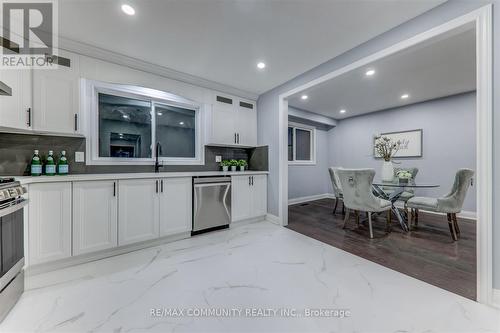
xmin=288 ymin=25 xmax=476 ymax=119
xmin=57 ymin=0 xmax=445 ymax=95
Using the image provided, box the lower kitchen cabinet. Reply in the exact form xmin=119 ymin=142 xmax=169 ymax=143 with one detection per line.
xmin=159 ymin=177 xmax=192 ymax=237
xmin=73 ymin=181 xmax=118 ymax=255
xmin=118 ymin=179 xmax=159 ymax=246
xmin=28 ymin=182 xmax=72 ymax=265
xmin=231 ymin=174 xmax=267 ymax=222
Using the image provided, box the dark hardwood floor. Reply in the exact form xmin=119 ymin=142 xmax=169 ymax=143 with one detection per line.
xmin=287 ymin=198 xmax=476 ymax=300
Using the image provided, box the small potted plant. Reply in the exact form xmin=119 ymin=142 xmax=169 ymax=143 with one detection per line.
xmin=396 ymin=170 xmax=412 ymax=184
xmin=237 ymin=159 xmax=247 ymax=171
xmin=220 ymin=160 xmax=231 ymax=172
xmin=229 ymin=159 xmax=238 ymax=172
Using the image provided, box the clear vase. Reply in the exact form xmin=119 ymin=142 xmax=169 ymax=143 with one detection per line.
xmin=381 ymin=161 xmax=394 ymax=182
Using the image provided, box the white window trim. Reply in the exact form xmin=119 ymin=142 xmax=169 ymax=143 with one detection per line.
xmin=82 ymin=79 xmax=205 ymax=166
xmin=288 ymin=122 xmax=316 ymax=165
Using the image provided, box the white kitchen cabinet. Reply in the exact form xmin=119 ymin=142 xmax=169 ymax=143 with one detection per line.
xmin=0 ymin=68 xmax=32 ymax=130
xmin=28 ymin=182 xmax=72 ymax=265
xmin=236 ymin=99 xmax=257 ymax=146
xmin=231 ymin=174 xmax=267 ymax=222
xmin=231 ymin=175 xmax=252 ymax=222
xmin=32 ymin=49 xmax=81 ymax=135
xmin=73 ymin=181 xmax=118 ymax=255
xmin=118 ymin=179 xmax=159 ymax=246
xmin=206 ymin=93 xmax=257 ymax=147
xmin=250 ymin=175 xmax=268 ymax=217
xmin=159 ymin=177 xmax=192 ymax=237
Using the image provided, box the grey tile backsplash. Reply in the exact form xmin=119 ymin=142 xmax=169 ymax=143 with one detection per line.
xmin=0 ymin=133 xmax=268 ymax=176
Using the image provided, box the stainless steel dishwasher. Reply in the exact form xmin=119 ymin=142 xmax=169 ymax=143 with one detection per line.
xmin=192 ymin=176 xmax=231 ymax=235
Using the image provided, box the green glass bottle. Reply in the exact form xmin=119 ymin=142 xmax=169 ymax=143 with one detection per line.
xmin=45 ymin=150 xmax=56 ymax=176
xmin=57 ymin=150 xmax=69 ymax=175
xmin=30 ymin=150 xmax=42 ymax=176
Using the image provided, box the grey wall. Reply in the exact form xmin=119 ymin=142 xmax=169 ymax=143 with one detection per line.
xmin=288 ymin=128 xmax=330 ymax=200
xmin=257 ymin=0 xmax=500 ymax=288
xmin=328 ymin=92 xmax=476 ymax=211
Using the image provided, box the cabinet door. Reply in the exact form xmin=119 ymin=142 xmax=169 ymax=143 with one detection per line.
xmin=33 ymin=50 xmax=80 ymax=135
xmin=118 ymin=179 xmax=159 ymax=246
xmin=159 ymin=177 xmax=192 ymax=237
xmin=28 ymin=182 xmax=72 ymax=265
xmin=250 ymin=175 xmax=267 ymax=217
xmin=208 ymin=94 xmax=237 ymax=145
xmin=73 ymin=181 xmax=118 ymax=255
xmin=237 ymin=100 xmax=257 ymax=146
xmin=0 ymin=69 xmax=32 ymax=130
xmin=231 ymin=175 xmax=252 ymax=222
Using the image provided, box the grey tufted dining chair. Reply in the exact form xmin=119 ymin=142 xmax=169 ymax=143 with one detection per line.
xmin=407 ymin=169 xmax=474 ymax=241
xmin=328 ymin=167 xmax=344 ymax=214
xmin=336 ymin=168 xmax=392 ymax=239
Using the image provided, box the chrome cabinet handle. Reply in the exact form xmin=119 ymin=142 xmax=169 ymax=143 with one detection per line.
xmin=113 ymin=182 xmax=116 ymax=196
xmin=161 ymin=179 xmax=164 ymax=193
xmin=155 ymin=180 xmax=159 ymax=193
xmin=74 ymin=114 xmax=78 ymax=131
xmin=26 ymin=108 xmax=31 ymax=127
xmin=249 ymin=176 xmax=251 ymax=186
xmin=237 ymin=133 xmax=240 ymax=144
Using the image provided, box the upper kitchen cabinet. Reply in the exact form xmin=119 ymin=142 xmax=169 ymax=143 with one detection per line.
xmin=236 ymin=99 xmax=257 ymax=146
xmin=0 ymin=69 xmax=32 ymax=131
xmin=206 ymin=93 xmax=257 ymax=147
xmin=32 ymin=50 xmax=82 ymax=135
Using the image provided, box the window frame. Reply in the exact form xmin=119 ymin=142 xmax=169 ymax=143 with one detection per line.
xmin=287 ymin=122 xmax=316 ymax=165
xmin=83 ymin=79 xmax=204 ymax=166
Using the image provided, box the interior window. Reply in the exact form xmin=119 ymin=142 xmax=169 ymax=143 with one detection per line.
xmin=295 ymin=128 xmax=311 ymax=161
xmin=288 ymin=124 xmax=315 ymax=164
xmin=98 ymin=93 xmax=152 ymax=158
xmin=155 ymin=104 xmax=196 ymax=158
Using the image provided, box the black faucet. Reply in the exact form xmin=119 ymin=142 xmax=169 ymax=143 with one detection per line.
xmin=155 ymin=142 xmax=163 ymax=173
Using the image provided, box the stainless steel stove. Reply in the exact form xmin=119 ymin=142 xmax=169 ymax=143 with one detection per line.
xmin=0 ymin=177 xmax=27 ymax=322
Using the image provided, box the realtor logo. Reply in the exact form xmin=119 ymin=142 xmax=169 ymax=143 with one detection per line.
xmin=1 ymin=0 xmax=58 ymax=68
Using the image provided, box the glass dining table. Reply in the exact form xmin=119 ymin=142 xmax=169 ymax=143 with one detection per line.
xmin=372 ymin=180 xmax=440 ymax=232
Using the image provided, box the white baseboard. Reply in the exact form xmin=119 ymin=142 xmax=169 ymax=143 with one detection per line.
xmin=288 ymin=193 xmax=335 ymax=205
xmin=493 ymin=289 xmax=500 ymax=309
xmin=393 ymin=202 xmax=477 ymax=220
xmin=265 ymin=213 xmax=281 ymax=225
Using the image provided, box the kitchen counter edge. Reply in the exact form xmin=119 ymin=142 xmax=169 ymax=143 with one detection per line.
xmin=14 ymin=171 xmax=269 ymax=185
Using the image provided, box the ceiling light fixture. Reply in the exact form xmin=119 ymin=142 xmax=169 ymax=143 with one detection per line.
xmin=365 ymin=69 xmax=376 ymax=76
xmin=401 ymin=94 xmax=410 ymax=99
xmin=157 ymin=112 xmax=163 ymax=116
xmin=122 ymin=114 xmax=130 ymax=119
xmin=257 ymin=62 xmax=266 ymax=69
xmin=179 ymin=121 xmax=185 ymax=125
xmin=121 ymin=4 xmax=135 ymax=16
xmin=339 ymin=109 xmax=346 ymax=114
xmin=301 ymin=95 xmax=308 ymax=100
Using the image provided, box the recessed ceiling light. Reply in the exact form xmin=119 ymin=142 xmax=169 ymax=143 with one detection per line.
xmin=401 ymin=94 xmax=410 ymax=99
xmin=179 ymin=121 xmax=185 ymax=125
xmin=157 ymin=112 xmax=163 ymax=116
xmin=301 ymin=95 xmax=308 ymax=100
xmin=365 ymin=69 xmax=376 ymax=76
xmin=121 ymin=4 xmax=135 ymax=16
xmin=257 ymin=62 xmax=266 ymax=69
xmin=122 ymin=114 xmax=130 ymax=119
xmin=339 ymin=109 xmax=346 ymax=114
